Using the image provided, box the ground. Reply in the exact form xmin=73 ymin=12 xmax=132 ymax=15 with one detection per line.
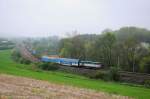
xmin=0 ymin=74 xmax=131 ymax=99
xmin=0 ymin=50 xmax=150 ymax=99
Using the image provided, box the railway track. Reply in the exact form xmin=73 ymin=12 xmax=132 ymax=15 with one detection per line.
xmin=119 ymin=71 xmax=150 ymax=84
xmin=17 ymin=44 xmax=40 ymax=62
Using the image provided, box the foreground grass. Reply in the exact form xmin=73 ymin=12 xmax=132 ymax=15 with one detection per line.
xmin=0 ymin=50 xmax=150 ymax=99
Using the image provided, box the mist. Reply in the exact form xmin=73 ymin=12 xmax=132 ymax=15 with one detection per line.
xmin=0 ymin=0 xmax=150 ymax=37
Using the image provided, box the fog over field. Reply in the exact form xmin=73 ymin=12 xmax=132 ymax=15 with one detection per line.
xmin=0 ymin=0 xmax=150 ymax=37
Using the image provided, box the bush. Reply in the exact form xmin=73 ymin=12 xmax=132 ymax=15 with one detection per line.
xmin=144 ymin=80 xmax=150 ymax=88
xmin=108 ymin=67 xmax=120 ymax=81
xmin=24 ymin=59 xmax=31 ymax=65
xmin=89 ymin=70 xmax=111 ymax=81
xmin=11 ymin=49 xmax=32 ymax=65
xmin=89 ymin=67 xmax=120 ymax=81
xmin=139 ymin=56 xmax=150 ymax=73
xmin=19 ymin=58 xmax=31 ymax=65
xmin=89 ymin=71 xmax=105 ymax=78
xmin=38 ymin=62 xmax=60 ymax=71
xmin=11 ymin=50 xmax=21 ymax=62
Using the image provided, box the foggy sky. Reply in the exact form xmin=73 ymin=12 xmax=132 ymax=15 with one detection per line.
xmin=0 ymin=0 xmax=150 ymax=37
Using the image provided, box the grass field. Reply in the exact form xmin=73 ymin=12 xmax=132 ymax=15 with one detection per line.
xmin=0 ymin=50 xmax=150 ymax=99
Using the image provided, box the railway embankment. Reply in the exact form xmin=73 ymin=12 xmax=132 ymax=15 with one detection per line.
xmin=18 ymin=46 xmax=150 ymax=85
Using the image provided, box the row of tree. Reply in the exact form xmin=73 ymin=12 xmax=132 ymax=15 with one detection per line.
xmin=22 ymin=27 xmax=150 ymax=74
xmin=59 ymin=27 xmax=150 ymax=73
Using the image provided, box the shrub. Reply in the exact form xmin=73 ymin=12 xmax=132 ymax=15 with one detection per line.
xmin=19 ymin=58 xmax=31 ymax=65
xmin=89 ymin=70 xmax=111 ymax=81
xmin=108 ymin=67 xmax=120 ymax=81
xmin=38 ymin=62 xmax=60 ymax=71
xmin=144 ymin=80 xmax=150 ymax=88
xmin=18 ymin=57 xmax=31 ymax=65
xmin=23 ymin=59 xmax=31 ymax=65
xmin=139 ymin=56 xmax=150 ymax=73
xmin=89 ymin=67 xmax=120 ymax=81
xmin=89 ymin=71 xmax=104 ymax=78
xmin=11 ymin=50 xmax=21 ymax=62
xmin=11 ymin=49 xmax=32 ymax=65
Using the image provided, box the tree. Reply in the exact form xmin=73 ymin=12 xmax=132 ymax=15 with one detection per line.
xmin=139 ymin=56 xmax=150 ymax=73
xmin=84 ymin=41 xmax=95 ymax=60
xmin=59 ymin=38 xmax=73 ymax=57
xmin=59 ymin=41 xmax=73 ymax=57
xmin=59 ymin=36 xmax=85 ymax=59
xmin=115 ymin=27 xmax=150 ymax=43
xmin=122 ymin=37 xmax=141 ymax=72
xmin=95 ymin=32 xmax=116 ymax=67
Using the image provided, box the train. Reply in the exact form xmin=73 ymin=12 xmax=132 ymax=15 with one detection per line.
xmin=41 ymin=56 xmax=102 ymax=68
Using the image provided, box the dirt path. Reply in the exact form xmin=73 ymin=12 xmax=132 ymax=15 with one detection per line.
xmin=0 ymin=74 xmax=132 ymax=99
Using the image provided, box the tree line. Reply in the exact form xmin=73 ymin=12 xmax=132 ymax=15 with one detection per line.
xmin=59 ymin=27 xmax=150 ymax=73
xmin=22 ymin=27 xmax=150 ymax=74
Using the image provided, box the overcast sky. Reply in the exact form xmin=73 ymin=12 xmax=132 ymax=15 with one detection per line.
xmin=0 ymin=0 xmax=150 ymax=37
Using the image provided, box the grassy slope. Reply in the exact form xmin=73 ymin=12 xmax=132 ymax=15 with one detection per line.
xmin=0 ymin=50 xmax=150 ymax=99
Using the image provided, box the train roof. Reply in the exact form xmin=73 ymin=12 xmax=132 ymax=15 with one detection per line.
xmin=41 ymin=56 xmax=79 ymax=62
xmin=60 ymin=58 xmax=79 ymax=62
